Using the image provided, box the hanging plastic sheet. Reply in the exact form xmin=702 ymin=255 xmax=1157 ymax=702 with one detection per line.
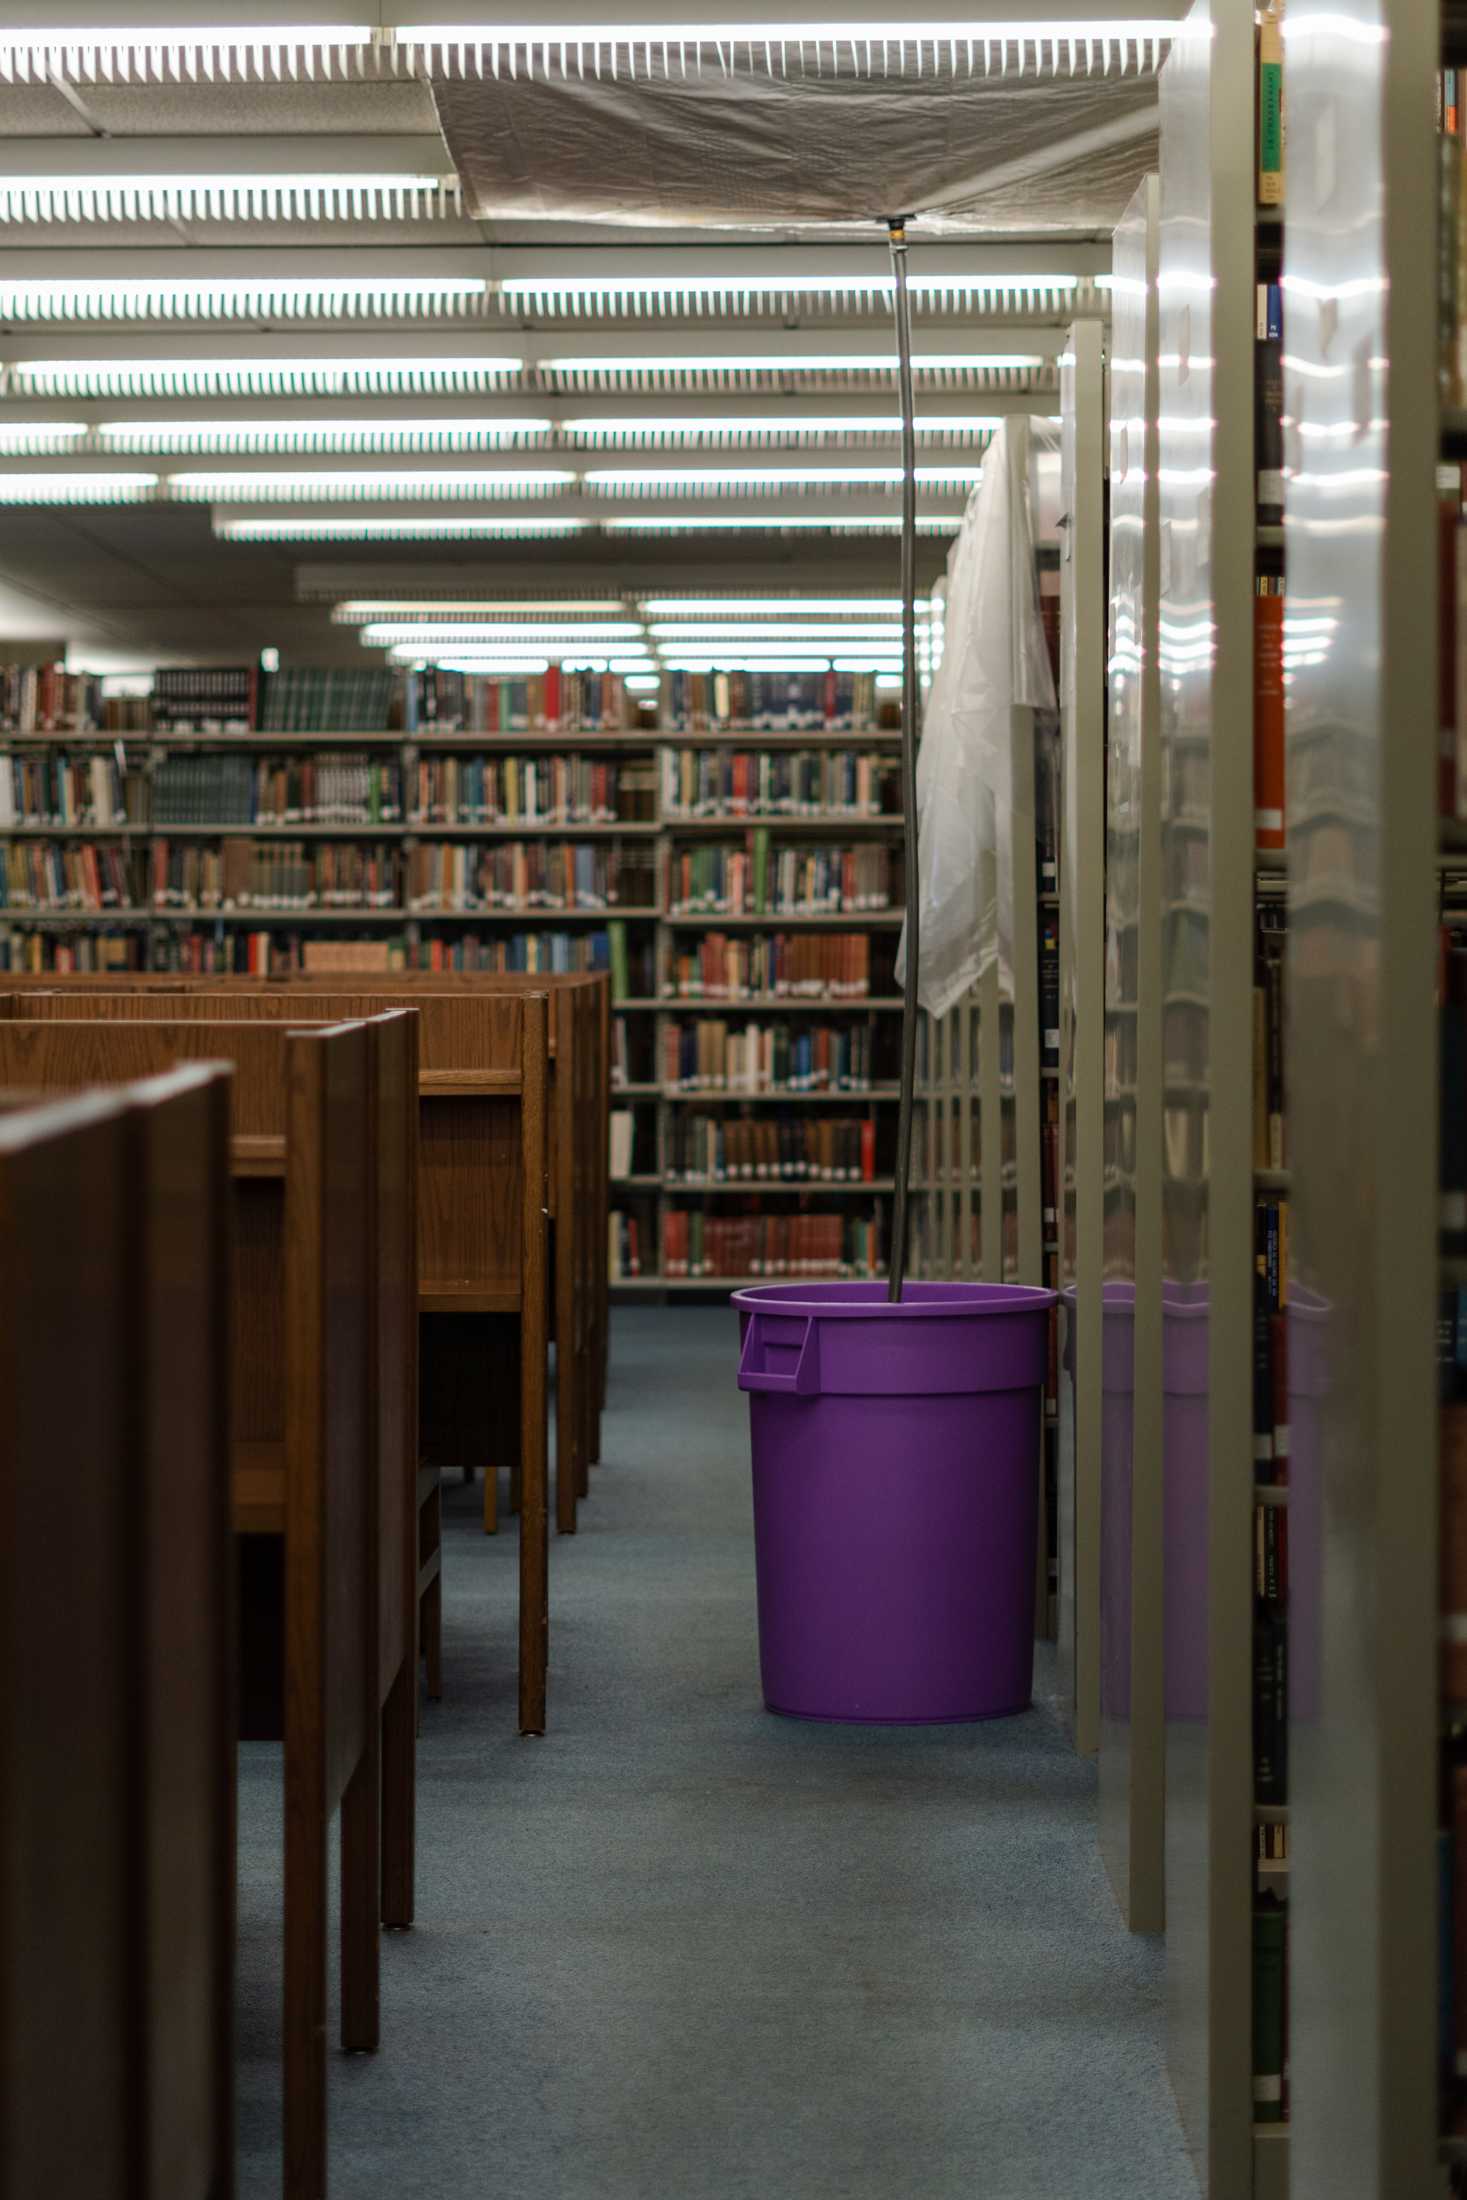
xmin=895 ymin=417 xmax=1058 ymax=1019
xmin=432 ymin=58 xmax=1158 ymax=233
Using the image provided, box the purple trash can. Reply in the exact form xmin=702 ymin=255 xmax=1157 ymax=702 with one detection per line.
xmin=733 ymin=1279 xmax=1057 ymax=1723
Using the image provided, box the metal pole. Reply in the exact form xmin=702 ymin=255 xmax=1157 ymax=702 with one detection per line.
xmin=887 ymin=214 xmax=920 ymax=1302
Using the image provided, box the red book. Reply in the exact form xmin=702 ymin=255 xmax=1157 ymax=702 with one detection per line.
xmin=860 ymin=1119 xmax=875 ymax=1182
xmin=486 ymin=679 xmax=500 ymax=735
xmin=1254 ymin=584 xmax=1285 ymax=853
xmin=545 ymin=661 xmax=561 ymax=732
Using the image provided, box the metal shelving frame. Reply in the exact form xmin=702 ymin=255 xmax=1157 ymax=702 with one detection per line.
xmin=1099 ymin=171 xmax=1165 ymax=1934
xmin=1155 ymin=4 xmax=1281 ymax=2192
xmin=1057 ymin=316 xmax=1107 ymax=1753
xmin=1282 ymin=4 xmax=1441 ymax=2195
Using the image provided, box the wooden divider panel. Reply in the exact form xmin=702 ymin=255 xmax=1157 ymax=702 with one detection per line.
xmin=0 ymin=1015 xmax=387 ymax=2196
xmin=0 ymin=1066 xmax=233 ymax=2200
xmin=7 ymin=991 xmax=550 ymax=1734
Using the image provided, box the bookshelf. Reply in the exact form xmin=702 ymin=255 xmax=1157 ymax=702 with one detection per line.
xmin=1279 ymin=3 xmax=1441 ymax=2196
xmin=1152 ymin=5 xmax=1289 ymax=2194
xmin=0 ymin=702 xmax=908 ymax=1293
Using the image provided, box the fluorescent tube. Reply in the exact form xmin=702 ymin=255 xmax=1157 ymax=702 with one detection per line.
xmin=551 ymin=353 xmax=1041 ymax=376
xmin=334 ymin=598 xmax=626 ymax=623
xmin=11 ymin=357 xmax=525 ymax=399
xmin=0 ymin=421 xmax=88 ymax=453
xmin=361 ymin=623 xmax=644 ymax=644
xmin=98 ymin=417 xmax=553 ymax=455
xmin=0 ymin=278 xmax=486 ymax=321
xmin=563 ymin=414 xmax=1001 ymax=444
xmin=643 ymin=596 xmax=929 ymax=615
xmin=0 ymin=470 xmax=156 ymax=502
xmin=503 ymin=275 xmax=1075 ymax=303
xmin=649 ymin=622 xmax=903 ymax=640
xmin=213 ymin=514 xmax=587 ymax=542
xmin=602 ymin=512 xmax=959 ymax=533
xmin=0 ymin=175 xmax=459 ymax=224
xmin=171 ymin=468 xmax=574 ymax=502
xmin=584 ymin=464 xmax=980 ymax=488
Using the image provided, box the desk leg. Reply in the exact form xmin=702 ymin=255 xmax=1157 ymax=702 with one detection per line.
xmin=380 ymin=1659 xmax=415 ymax=1928
xmin=340 ymin=1722 xmax=380 ymax=2053
xmin=284 ymin=1755 xmax=328 ymax=2199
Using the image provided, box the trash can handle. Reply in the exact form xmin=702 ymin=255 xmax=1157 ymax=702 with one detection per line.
xmin=738 ymin=1312 xmax=819 ymax=1396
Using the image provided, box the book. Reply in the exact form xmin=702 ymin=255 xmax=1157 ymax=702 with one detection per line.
xmin=1253 ymin=1613 xmax=1289 ymax=1805
xmin=1254 ymin=579 xmax=1285 ymax=851
xmin=1444 ymin=1398 xmax=1467 ymax=1700
xmin=609 ymin=1109 xmax=635 ymax=1181
xmin=1252 ymin=1898 xmax=1288 ymax=2123
xmin=1256 ymin=7 xmax=1285 ymax=207
xmin=1255 ymin=283 xmax=1285 ymax=536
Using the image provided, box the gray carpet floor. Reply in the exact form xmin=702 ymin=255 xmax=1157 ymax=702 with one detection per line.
xmin=237 ymin=1305 xmax=1195 ymax=2198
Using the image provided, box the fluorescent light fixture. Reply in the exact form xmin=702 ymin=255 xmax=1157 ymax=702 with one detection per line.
xmin=0 ymin=22 xmax=1181 ymax=89
xmin=394 ymin=652 xmax=553 ymax=673
xmin=0 ymin=279 xmax=486 ymax=322
xmin=98 ymin=417 xmax=553 ymax=455
xmin=649 ymin=622 xmax=903 ymax=640
xmin=564 ymin=413 xmax=1001 ymax=445
xmin=656 ymin=642 xmax=904 ymax=660
xmin=334 ymin=597 xmax=625 ymax=623
xmin=172 ymin=468 xmax=574 ymax=502
xmin=642 ymin=596 xmax=930 ymax=615
xmin=603 ymin=512 xmax=960 ymax=533
xmin=396 ymin=23 xmax=1180 ymax=77
xmin=584 ymin=464 xmax=979 ymax=490
xmin=0 ymin=470 xmax=156 ymax=502
xmin=624 ymin=675 xmax=661 ymax=692
xmin=0 ymin=24 xmax=374 ymax=69
xmin=660 ymin=656 xmax=904 ymax=674
xmin=11 ymin=357 xmax=525 ymax=400
xmin=875 ymin=675 xmax=904 ymax=690
xmin=387 ymin=648 xmax=655 ymax=673
xmin=503 ymin=274 xmax=1076 ymax=305
xmin=0 ymin=175 xmax=459 ymax=224
xmin=0 ymin=420 xmax=88 ymax=454
xmin=213 ymin=515 xmax=588 ymax=542
xmin=361 ymin=623 xmax=644 ymax=644
xmin=549 ymin=353 xmax=1042 ymax=378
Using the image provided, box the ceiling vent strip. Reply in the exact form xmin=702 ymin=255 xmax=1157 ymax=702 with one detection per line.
xmin=0 ymin=280 xmax=486 ymax=323
xmin=492 ymin=278 xmax=1095 ymax=320
xmin=0 ymin=178 xmax=463 ymax=226
xmin=0 ymin=24 xmax=1174 ymax=87
xmin=6 ymin=358 xmax=523 ymax=400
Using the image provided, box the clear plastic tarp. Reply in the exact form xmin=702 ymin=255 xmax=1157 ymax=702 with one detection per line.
xmin=896 ymin=417 xmax=1058 ymax=1019
xmin=433 ymin=62 xmax=1158 ymax=233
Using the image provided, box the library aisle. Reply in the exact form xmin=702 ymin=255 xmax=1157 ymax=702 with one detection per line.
xmin=236 ymin=1308 xmax=1191 ymax=2200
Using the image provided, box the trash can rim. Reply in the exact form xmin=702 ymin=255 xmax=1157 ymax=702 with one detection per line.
xmin=732 ymin=1280 xmax=1057 ymax=1319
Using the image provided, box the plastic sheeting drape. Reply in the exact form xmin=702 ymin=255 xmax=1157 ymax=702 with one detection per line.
xmin=432 ymin=64 xmax=1158 ymax=233
xmin=896 ymin=418 xmax=1058 ymax=1020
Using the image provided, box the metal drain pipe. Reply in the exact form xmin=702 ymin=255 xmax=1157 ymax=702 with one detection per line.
xmin=886 ymin=213 xmax=920 ymax=1302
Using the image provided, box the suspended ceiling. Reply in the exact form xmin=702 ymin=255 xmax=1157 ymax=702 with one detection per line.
xmin=0 ymin=7 xmax=1185 ymax=669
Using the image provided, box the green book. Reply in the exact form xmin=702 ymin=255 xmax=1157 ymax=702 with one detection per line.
xmin=1257 ymin=14 xmax=1283 ymax=206
xmin=607 ymin=918 xmax=629 ymax=1004
xmin=753 ymin=825 xmax=770 ymax=914
xmin=1252 ymin=1898 xmax=1286 ymax=2124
